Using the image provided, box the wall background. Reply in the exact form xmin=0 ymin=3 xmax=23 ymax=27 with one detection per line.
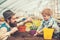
xmin=0 ymin=0 xmax=60 ymax=19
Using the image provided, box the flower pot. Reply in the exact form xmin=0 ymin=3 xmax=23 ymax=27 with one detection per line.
xmin=18 ymin=25 xmax=26 ymax=32
xmin=25 ymin=22 xmax=33 ymax=32
xmin=43 ymin=28 xmax=54 ymax=40
xmin=30 ymin=30 xmax=36 ymax=35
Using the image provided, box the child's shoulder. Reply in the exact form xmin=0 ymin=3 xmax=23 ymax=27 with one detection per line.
xmin=51 ymin=17 xmax=57 ymax=21
xmin=50 ymin=17 xmax=57 ymax=24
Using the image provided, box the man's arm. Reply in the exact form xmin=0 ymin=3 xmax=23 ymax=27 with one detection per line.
xmin=17 ymin=17 xmax=32 ymax=27
xmin=0 ymin=27 xmax=18 ymax=39
xmin=0 ymin=27 xmax=8 ymax=39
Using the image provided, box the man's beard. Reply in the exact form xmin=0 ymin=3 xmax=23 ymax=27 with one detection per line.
xmin=9 ymin=21 xmax=17 ymax=27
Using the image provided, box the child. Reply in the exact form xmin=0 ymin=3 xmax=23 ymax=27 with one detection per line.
xmin=34 ymin=8 xmax=60 ymax=38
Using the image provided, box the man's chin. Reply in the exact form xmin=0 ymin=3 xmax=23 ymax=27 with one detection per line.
xmin=9 ymin=22 xmax=17 ymax=27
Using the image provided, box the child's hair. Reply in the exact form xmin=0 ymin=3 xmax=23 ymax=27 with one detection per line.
xmin=42 ymin=8 xmax=52 ymax=16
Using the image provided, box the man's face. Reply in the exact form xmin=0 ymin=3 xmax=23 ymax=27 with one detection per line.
xmin=9 ymin=15 xmax=17 ymax=27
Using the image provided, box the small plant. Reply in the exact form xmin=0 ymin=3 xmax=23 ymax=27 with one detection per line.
xmin=30 ymin=24 xmax=38 ymax=30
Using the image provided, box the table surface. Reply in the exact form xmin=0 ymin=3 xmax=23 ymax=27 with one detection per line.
xmin=7 ymin=32 xmax=59 ymax=40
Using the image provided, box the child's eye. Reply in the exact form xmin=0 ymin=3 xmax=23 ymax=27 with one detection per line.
xmin=43 ymin=15 xmax=46 ymax=17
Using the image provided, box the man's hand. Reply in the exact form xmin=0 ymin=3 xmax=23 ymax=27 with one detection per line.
xmin=0 ymin=32 xmax=10 ymax=39
xmin=24 ymin=17 xmax=33 ymax=22
xmin=17 ymin=22 xmax=24 ymax=26
xmin=17 ymin=17 xmax=33 ymax=27
xmin=10 ymin=27 xmax=18 ymax=34
xmin=5 ymin=32 xmax=10 ymax=36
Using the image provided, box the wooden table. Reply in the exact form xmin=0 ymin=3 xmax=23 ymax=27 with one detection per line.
xmin=7 ymin=32 xmax=59 ymax=40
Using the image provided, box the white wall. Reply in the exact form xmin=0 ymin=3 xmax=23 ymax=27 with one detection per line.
xmin=0 ymin=0 xmax=60 ymax=19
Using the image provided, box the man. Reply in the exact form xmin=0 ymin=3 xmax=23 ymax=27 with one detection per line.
xmin=0 ymin=10 xmax=30 ymax=40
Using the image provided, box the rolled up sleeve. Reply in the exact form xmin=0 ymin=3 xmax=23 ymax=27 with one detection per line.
xmin=37 ymin=21 xmax=44 ymax=32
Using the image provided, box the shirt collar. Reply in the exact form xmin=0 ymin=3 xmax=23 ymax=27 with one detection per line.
xmin=43 ymin=16 xmax=52 ymax=23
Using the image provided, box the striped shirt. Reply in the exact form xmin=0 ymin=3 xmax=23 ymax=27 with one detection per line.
xmin=37 ymin=17 xmax=60 ymax=33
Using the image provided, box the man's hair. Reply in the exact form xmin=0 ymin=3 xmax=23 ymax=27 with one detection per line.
xmin=3 ymin=10 xmax=15 ymax=22
xmin=5 ymin=17 xmax=11 ymax=22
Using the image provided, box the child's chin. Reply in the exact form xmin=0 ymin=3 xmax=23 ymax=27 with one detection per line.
xmin=44 ymin=19 xmax=48 ymax=21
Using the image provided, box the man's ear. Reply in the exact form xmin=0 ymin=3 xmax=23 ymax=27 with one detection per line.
xmin=7 ymin=19 xmax=10 ymax=23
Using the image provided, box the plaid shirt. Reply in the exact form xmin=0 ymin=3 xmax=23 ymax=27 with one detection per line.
xmin=37 ymin=17 xmax=60 ymax=33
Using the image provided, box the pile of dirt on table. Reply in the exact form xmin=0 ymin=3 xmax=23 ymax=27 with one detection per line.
xmin=7 ymin=31 xmax=59 ymax=40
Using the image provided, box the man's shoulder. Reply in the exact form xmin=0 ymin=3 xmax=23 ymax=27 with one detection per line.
xmin=1 ymin=22 xmax=6 ymax=26
xmin=1 ymin=22 xmax=10 ymax=28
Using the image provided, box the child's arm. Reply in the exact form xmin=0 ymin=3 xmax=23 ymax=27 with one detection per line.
xmin=47 ymin=19 xmax=60 ymax=33
xmin=34 ymin=21 xmax=44 ymax=36
xmin=52 ymin=21 xmax=60 ymax=33
xmin=34 ymin=28 xmax=44 ymax=36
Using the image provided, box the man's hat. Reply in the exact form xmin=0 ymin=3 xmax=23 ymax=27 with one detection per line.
xmin=3 ymin=10 xmax=15 ymax=19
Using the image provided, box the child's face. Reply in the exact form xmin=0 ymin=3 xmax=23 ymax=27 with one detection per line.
xmin=42 ymin=8 xmax=52 ymax=21
xmin=42 ymin=14 xmax=50 ymax=21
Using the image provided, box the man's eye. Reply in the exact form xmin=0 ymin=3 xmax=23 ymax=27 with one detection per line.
xmin=13 ymin=18 xmax=16 ymax=19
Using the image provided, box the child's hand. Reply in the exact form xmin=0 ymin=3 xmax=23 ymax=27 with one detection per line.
xmin=34 ymin=33 xmax=37 ymax=36
xmin=34 ymin=31 xmax=41 ymax=36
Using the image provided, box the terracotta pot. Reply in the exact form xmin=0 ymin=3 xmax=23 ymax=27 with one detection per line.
xmin=18 ymin=25 xmax=26 ymax=32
